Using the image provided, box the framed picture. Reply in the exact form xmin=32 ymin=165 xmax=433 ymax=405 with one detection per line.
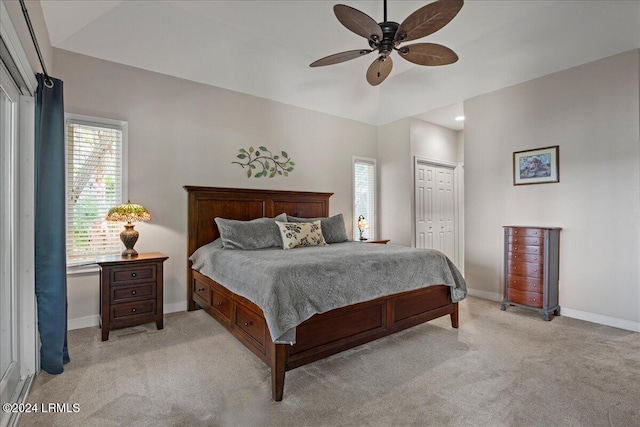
xmin=513 ymin=146 xmax=559 ymax=186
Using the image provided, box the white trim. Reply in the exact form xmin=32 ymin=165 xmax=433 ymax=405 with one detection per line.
xmin=0 ymin=1 xmax=38 ymax=94
xmin=68 ymin=301 xmax=187 ymax=330
xmin=352 ymin=156 xmax=377 ymax=241
xmin=466 ymin=288 xmax=503 ymax=302
xmin=560 ymin=307 xmax=640 ymax=333
xmin=67 ymin=315 xmax=100 ymax=331
xmin=17 ymin=96 xmax=36 ymax=379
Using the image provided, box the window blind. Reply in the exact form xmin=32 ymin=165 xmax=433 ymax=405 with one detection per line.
xmin=353 ymin=158 xmax=376 ymax=240
xmin=66 ymin=119 xmax=123 ymax=263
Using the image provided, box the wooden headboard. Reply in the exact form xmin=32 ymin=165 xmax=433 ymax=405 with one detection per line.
xmin=184 ymin=186 xmax=333 ymax=311
xmin=184 ymin=186 xmax=333 ymax=256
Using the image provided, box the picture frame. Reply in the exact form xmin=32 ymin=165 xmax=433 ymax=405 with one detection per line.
xmin=513 ymin=145 xmax=559 ymax=186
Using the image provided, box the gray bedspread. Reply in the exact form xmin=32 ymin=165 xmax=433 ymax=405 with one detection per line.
xmin=190 ymin=241 xmax=466 ymax=344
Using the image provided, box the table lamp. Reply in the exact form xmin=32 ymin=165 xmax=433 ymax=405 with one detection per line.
xmin=105 ymin=201 xmax=151 ymax=257
xmin=357 ymin=215 xmax=369 ymax=241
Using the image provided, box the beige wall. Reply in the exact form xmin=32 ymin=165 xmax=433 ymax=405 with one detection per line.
xmin=3 ymin=0 xmax=52 ymax=76
xmin=378 ymin=118 xmax=461 ymax=247
xmin=54 ymin=48 xmax=378 ymax=327
xmin=378 ymin=118 xmax=411 ymax=245
xmin=464 ymin=49 xmax=640 ymax=329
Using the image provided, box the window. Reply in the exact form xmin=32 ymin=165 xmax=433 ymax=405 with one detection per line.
xmin=353 ymin=156 xmax=376 ymax=241
xmin=65 ymin=114 xmax=127 ymax=266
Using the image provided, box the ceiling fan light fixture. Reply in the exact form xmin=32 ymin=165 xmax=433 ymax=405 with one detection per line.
xmin=310 ymin=0 xmax=464 ymax=85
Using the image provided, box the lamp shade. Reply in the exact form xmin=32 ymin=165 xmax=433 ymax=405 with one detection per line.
xmin=105 ymin=201 xmax=151 ymax=223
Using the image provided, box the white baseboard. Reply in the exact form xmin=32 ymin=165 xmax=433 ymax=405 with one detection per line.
xmin=466 ymin=288 xmax=640 ymax=333
xmin=164 ymin=301 xmax=186 ymax=314
xmin=68 ymin=315 xmax=101 ymax=331
xmin=560 ymin=307 xmax=640 ymax=333
xmin=466 ymin=288 xmax=502 ymax=302
xmin=68 ymin=301 xmax=187 ymax=331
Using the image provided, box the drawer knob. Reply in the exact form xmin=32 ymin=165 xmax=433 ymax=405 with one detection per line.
xmin=131 ymin=273 xmax=137 ymax=277
xmin=132 ymin=308 xmax=137 ymax=313
xmin=131 ymin=290 xmax=137 ymax=295
xmin=216 ymin=302 xmax=223 ymax=307
xmin=197 ymin=287 xmax=205 ymax=292
xmin=534 ymin=269 xmax=538 ymax=272
xmin=514 ymin=231 xmax=518 ymax=234
xmin=532 ymin=298 xmax=536 ymax=302
xmin=533 ymin=284 xmax=537 ymax=287
xmin=243 ymin=321 xmax=252 ymax=327
xmin=514 ymin=239 xmax=518 ymax=242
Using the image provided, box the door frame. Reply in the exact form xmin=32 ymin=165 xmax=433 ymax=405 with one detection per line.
xmin=413 ymin=156 xmax=464 ymax=273
xmin=1 ymin=2 xmax=38 ymax=426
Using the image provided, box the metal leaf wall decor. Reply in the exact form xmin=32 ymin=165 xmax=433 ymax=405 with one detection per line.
xmin=232 ymin=146 xmax=295 ymax=178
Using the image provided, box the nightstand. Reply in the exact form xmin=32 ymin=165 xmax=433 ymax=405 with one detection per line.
xmin=357 ymin=239 xmax=390 ymax=244
xmin=97 ymin=252 xmax=168 ymax=341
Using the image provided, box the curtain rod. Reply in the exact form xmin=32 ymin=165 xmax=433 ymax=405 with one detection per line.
xmin=19 ymin=0 xmax=52 ymax=87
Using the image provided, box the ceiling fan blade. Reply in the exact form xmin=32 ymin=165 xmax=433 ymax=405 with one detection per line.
xmin=366 ymin=56 xmax=393 ymax=86
xmin=396 ymin=0 xmax=464 ymax=44
xmin=334 ymin=4 xmax=383 ymax=41
xmin=310 ymin=49 xmax=373 ymax=67
xmin=398 ymin=43 xmax=458 ymax=66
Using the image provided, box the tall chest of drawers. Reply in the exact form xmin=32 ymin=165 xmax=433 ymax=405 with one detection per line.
xmin=501 ymin=226 xmax=561 ymax=321
xmin=97 ymin=252 xmax=168 ymax=341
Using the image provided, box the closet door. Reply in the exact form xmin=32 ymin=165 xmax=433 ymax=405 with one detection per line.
xmin=415 ymin=161 xmax=456 ymax=262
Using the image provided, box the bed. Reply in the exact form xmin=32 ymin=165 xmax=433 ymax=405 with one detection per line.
xmin=185 ymin=186 xmax=465 ymax=401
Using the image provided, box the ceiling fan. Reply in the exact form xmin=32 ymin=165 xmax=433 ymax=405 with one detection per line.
xmin=310 ymin=0 xmax=463 ymax=86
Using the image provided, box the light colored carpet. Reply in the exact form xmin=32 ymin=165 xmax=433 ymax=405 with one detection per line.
xmin=19 ymin=297 xmax=640 ymax=427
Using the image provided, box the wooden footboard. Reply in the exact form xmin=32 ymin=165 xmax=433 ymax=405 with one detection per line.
xmin=192 ymin=270 xmax=458 ymax=401
xmin=184 ymin=186 xmax=461 ymax=401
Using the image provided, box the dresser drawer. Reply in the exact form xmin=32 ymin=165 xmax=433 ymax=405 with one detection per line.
xmin=192 ymin=279 xmax=210 ymax=306
xmin=508 ymin=228 xmax=544 ymax=238
xmin=507 ymin=275 xmax=542 ymax=293
xmin=211 ymin=288 xmax=231 ymax=320
xmin=509 ymin=252 xmax=542 ymax=264
xmin=235 ymin=304 xmax=266 ymax=347
xmin=508 ymin=261 xmax=543 ymax=278
xmin=509 ymin=244 xmax=542 ymax=255
xmin=111 ymin=283 xmax=156 ymax=304
xmin=111 ymin=300 xmax=156 ymax=322
xmin=508 ymin=289 xmax=543 ymax=308
xmin=508 ymin=235 xmax=543 ymax=246
xmin=112 ymin=264 xmax=157 ymax=285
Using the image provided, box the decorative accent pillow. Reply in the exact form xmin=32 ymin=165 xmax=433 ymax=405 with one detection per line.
xmin=275 ymin=220 xmax=328 ymax=250
xmin=286 ymin=214 xmax=349 ymax=243
xmin=215 ymin=213 xmax=287 ymax=250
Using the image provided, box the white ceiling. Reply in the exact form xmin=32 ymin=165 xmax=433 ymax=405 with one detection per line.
xmin=41 ymin=1 xmax=640 ymax=128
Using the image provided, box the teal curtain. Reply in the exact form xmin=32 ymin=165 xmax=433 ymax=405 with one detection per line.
xmin=35 ymin=73 xmax=69 ymax=374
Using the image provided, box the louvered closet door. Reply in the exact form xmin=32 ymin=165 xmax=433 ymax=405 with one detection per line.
xmin=415 ymin=162 xmax=455 ymax=262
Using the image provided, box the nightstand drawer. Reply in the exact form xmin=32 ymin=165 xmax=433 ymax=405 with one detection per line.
xmin=111 ymin=300 xmax=156 ymax=322
xmin=112 ymin=283 xmax=156 ymax=304
xmin=235 ymin=304 xmax=266 ymax=347
xmin=507 ymin=289 xmax=543 ymax=308
xmin=112 ymin=264 xmax=157 ymax=284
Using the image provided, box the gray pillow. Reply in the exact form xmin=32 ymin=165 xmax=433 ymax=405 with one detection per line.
xmin=286 ymin=213 xmax=349 ymax=243
xmin=215 ymin=213 xmax=287 ymax=250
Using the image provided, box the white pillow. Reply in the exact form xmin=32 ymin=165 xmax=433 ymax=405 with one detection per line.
xmin=275 ymin=220 xmax=328 ymax=250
